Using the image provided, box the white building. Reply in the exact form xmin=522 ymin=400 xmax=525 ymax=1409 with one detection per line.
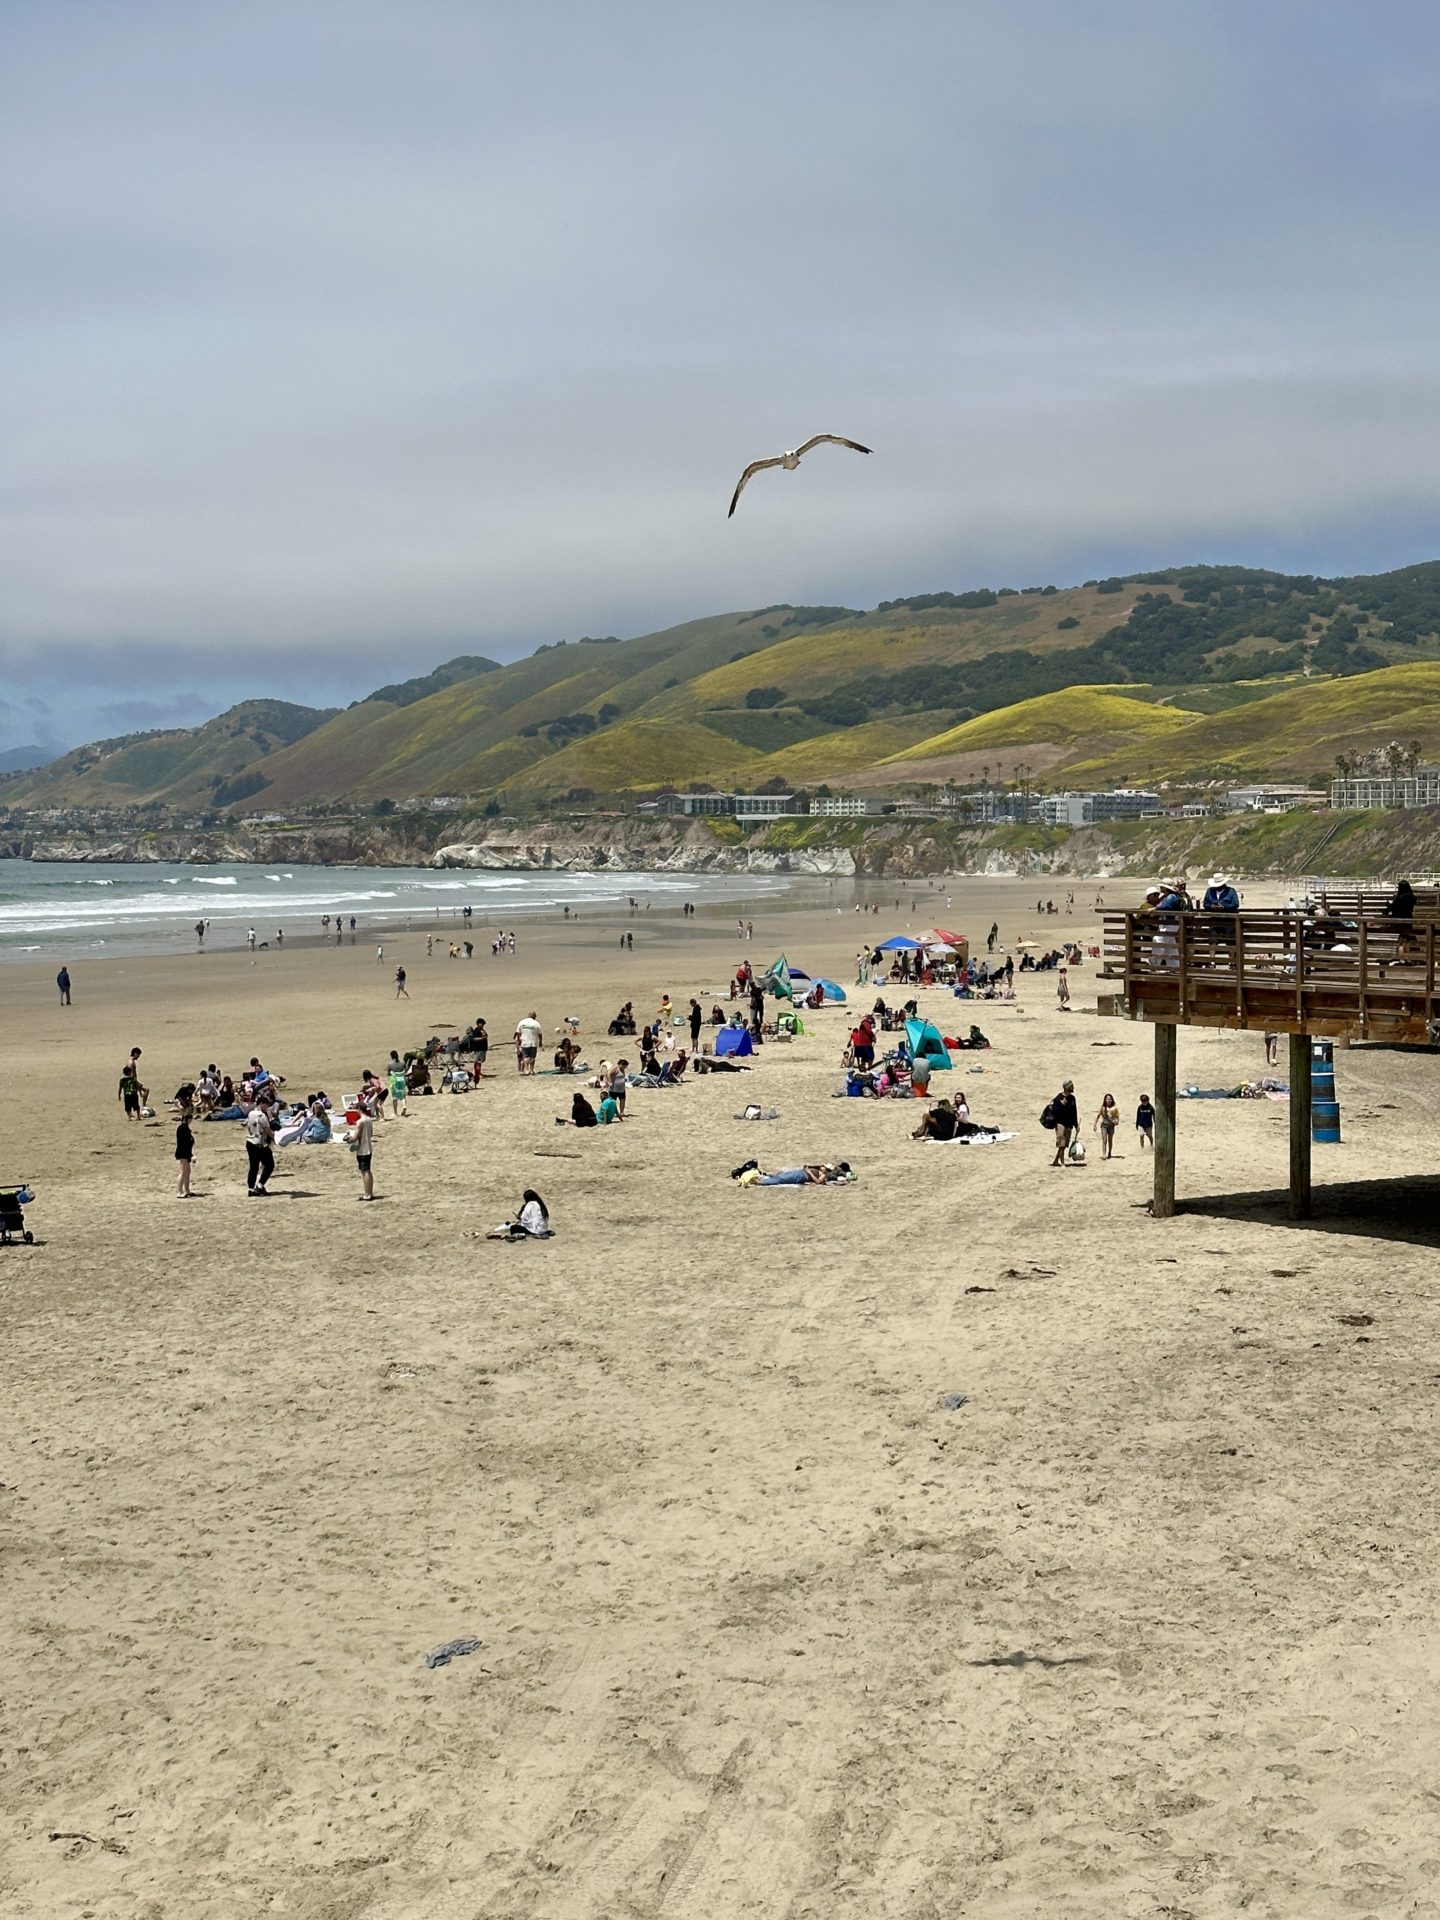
xmin=1330 ymin=768 xmax=1440 ymax=810
xmin=810 ymin=795 xmax=886 ymax=817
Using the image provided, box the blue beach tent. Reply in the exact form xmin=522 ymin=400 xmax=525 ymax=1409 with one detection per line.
xmin=714 ymin=1026 xmax=755 ymax=1057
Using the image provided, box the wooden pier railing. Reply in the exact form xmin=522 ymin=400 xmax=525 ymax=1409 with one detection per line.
xmin=1100 ymin=909 xmax=1440 ymax=1043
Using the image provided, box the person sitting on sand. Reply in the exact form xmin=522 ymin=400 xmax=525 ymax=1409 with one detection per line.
xmin=559 ymin=1091 xmax=597 ymax=1127
xmin=596 ymin=1090 xmax=620 ymax=1124
xmin=487 ymin=1190 xmax=553 ymax=1240
xmin=913 ymin=1098 xmax=958 ymax=1141
xmin=554 ymin=1035 xmax=580 ymax=1074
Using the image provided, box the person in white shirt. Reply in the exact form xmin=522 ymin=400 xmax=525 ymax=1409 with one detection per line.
xmin=244 ymin=1104 xmax=274 ymax=1196
xmin=487 ymin=1190 xmax=551 ymax=1240
xmin=351 ymin=1110 xmax=375 ymax=1201
xmin=514 ymin=1013 xmax=543 ymax=1075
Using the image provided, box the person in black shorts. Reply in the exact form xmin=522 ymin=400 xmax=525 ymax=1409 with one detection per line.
xmin=1136 ymin=1093 xmax=1155 ymax=1148
xmin=119 ymin=1064 xmax=143 ymax=1122
xmin=175 ymin=1114 xmax=194 ymax=1196
xmin=352 ymin=1109 xmax=375 ymax=1200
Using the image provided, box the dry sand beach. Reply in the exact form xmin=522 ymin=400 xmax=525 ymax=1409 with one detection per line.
xmin=4 ymin=875 xmax=1440 ymax=1918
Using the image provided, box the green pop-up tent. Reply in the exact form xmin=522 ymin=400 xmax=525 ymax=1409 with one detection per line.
xmin=905 ymin=1017 xmax=952 ymax=1070
xmin=759 ymin=955 xmax=794 ymax=1000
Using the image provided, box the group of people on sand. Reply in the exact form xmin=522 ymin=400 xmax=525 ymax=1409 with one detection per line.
xmin=1041 ymin=1080 xmax=1156 ymax=1166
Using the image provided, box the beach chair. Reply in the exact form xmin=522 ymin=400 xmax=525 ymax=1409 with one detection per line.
xmin=0 ymin=1184 xmax=35 ymax=1245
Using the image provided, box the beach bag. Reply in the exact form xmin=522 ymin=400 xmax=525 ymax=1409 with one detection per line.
xmin=1068 ymin=1139 xmax=1086 ymax=1163
xmin=1039 ymin=1101 xmax=1056 ymax=1130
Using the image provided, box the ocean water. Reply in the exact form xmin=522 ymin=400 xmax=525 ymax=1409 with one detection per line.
xmin=0 ymin=860 xmax=797 ymax=961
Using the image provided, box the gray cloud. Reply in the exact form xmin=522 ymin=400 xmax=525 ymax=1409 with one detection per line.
xmin=3 ymin=1 xmax=1439 ymax=747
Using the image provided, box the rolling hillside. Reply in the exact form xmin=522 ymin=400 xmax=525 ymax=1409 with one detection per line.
xmin=13 ymin=560 xmax=1440 ymax=811
xmin=2 ymin=700 xmax=337 ymax=810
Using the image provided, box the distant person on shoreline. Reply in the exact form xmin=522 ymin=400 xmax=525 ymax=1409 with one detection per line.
xmin=56 ymin=965 xmax=71 ymax=1006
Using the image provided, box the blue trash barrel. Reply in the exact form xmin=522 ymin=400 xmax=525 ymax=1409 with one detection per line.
xmin=1310 ymin=1038 xmax=1339 ymax=1139
xmin=1313 ymin=1097 xmax=1342 ymax=1144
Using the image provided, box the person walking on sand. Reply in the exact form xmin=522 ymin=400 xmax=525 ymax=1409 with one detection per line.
xmin=1264 ymin=1031 xmax=1279 ymax=1068
xmin=175 ymin=1111 xmax=195 ymax=1196
xmin=1056 ymin=966 xmax=1071 ymax=1010
xmin=1094 ymin=1092 xmax=1120 ymax=1160
xmin=245 ymin=1102 xmax=274 ymax=1196
xmin=376 ymin=943 xmax=383 ymax=964
xmin=394 ymin=966 xmax=409 ymax=998
xmin=247 ymin=927 xmax=257 ymax=951
xmin=1136 ymin=1093 xmax=1155 ymax=1149
xmin=1049 ymin=1079 xmax=1078 ymax=1167
xmin=514 ymin=1011 xmax=542 ymax=1075
xmin=350 ymin=1107 xmax=375 ymax=1200
xmin=119 ymin=1059 xmax=143 ymax=1122
xmin=56 ymin=965 xmax=71 ymax=1005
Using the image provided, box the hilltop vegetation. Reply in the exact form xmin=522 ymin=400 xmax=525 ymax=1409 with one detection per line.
xmin=12 ymin=559 xmax=1440 ymax=813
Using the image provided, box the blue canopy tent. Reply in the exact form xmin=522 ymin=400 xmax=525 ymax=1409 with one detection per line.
xmin=714 ymin=1025 xmax=754 ymax=1057
xmin=876 ymin=935 xmax=924 ymax=951
xmin=904 ymin=1017 xmax=952 ymax=1070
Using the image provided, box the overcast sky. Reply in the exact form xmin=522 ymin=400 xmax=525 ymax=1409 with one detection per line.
xmin=3 ymin=0 xmax=1439 ymax=750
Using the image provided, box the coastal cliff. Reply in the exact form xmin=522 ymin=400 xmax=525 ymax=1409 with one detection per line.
xmin=8 ymin=803 xmax=1440 ymax=878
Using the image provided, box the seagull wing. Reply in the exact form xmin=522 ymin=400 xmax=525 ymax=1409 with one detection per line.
xmin=793 ymin=433 xmax=872 ymax=459
xmin=728 ymin=456 xmax=785 ymax=518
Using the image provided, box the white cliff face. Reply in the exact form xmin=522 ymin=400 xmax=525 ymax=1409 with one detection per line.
xmin=430 ymin=837 xmax=857 ymax=876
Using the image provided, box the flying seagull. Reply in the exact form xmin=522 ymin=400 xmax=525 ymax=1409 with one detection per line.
xmin=728 ymin=433 xmax=871 ymax=518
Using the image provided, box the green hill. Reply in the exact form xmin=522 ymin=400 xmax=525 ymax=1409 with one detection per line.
xmin=3 ymin=699 xmax=337 ymax=809
xmin=15 ymin=560 xmax=1440 ymax=811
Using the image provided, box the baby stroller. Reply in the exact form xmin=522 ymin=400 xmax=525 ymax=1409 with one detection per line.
xmin=0 ymin=1183 xmax=35 ymax=1245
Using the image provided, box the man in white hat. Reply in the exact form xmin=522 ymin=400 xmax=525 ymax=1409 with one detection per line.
xmin=1201 ymin=874 xmax=1240 ymax=970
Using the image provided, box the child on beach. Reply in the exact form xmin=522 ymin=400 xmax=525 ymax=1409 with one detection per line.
xmin=1136 ymin=1094 xmax=1155 ymax=1148
xmin=175 ymin=1113 xmax=194 ymax=1195
xmin=1094 ymin=1092 xmax=1119 ymax=1159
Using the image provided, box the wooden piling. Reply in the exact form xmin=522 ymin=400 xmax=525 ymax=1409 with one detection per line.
xmin=1153 ymin=1021 xmax=1177 ymax=1218
xmin=1288 ymin=1032 xmax=1312 ymax=1220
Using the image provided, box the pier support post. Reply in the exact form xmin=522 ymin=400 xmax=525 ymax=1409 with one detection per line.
xmin=1289 ymin=1033 xmax=1312 ymax=1220
xmin=1153 ymin=1021 xmax=1177 ymax=1218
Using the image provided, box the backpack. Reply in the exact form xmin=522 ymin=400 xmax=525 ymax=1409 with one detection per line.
xmin=1039 ymin=1101 xmax=1055 ymax=1130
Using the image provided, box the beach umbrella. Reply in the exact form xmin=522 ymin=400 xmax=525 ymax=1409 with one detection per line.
xmin=813 ymin=977 xmax=847 ymax=1003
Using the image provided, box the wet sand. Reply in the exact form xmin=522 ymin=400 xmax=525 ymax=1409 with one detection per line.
xmin=4 ymin=874 xmax=1440 ymax=1918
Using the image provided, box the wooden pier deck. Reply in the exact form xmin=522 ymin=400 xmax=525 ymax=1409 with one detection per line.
xmin=1100 ymin=907 xmax=1440 ymax=1219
